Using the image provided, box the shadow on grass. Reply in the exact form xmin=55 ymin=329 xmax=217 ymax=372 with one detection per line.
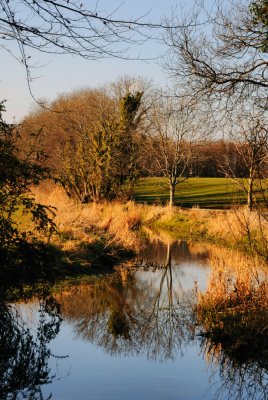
xmin=134 ymin=190 xmax=246 ymax=209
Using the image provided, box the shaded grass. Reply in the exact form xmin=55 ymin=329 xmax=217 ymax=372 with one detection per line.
xmin=134 ymin=177 xmax=248 ymax=208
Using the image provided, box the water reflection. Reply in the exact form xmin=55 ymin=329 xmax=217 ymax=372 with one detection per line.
xmin=141 ymin=234 xmax=210 ymax=266
xmin=0 ymin=296 xmax=62 ymax=400
xmin=2 ymin=239 xmax=268 ymax=400
xmin=54 ymin=240 xmax=268 ymax=399
xmin=201 ymin=335 xmax=268 ymax=400
xmin=56 ymin=254 xmax=197 ymax=360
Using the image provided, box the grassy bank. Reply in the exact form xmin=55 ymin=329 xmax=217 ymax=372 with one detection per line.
xmin=150 ymin=205 xmax=268 ymax=254
xmin=134 ymin=177 xmax=267 ymax=208
xmin=4 ymin=180 xmax=266 ymax=289
xmin=29 ymin=184 xmax=268 ymax=263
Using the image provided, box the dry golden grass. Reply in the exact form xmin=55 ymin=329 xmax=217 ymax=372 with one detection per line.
xmin=197 ymin=247 xmax=268 ymax=368
xmin=32 ymin=184 xmax=138 ymax=251
xmin=145 ymin=204 xmax=177 ymax=223
xmin=205 ymin=206 xmax=268 ymax=245
xmin=31 ymin=183 xmax=177 ymax=253
xmin=198 ymin=247 xmax=268 ymax=312
xmin=31 ymin=182 xmax=268 ymax=258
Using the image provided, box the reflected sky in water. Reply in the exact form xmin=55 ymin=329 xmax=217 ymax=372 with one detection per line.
xmin=4 ymin=240 xmax=268 ymax=400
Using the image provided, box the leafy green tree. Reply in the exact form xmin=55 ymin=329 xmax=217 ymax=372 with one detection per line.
xmin=0 ymin=101 xmax=55 ymax=267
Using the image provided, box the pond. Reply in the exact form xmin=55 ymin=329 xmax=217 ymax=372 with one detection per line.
xmin=1 ymin=238 xmax=268 ymax=400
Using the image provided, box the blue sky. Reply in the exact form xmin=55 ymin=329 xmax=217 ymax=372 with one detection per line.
xmin=0 ymin=0 xmax=198 ymax=121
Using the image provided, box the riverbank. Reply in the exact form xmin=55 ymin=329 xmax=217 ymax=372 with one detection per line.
xmin=30 ymin=184 xmax=268 ymax=264
xmin=4 ymin=182 xmax=267 ymax=290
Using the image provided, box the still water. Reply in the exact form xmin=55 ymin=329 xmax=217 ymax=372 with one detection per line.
xmin=2 ymin=239 xmax=268 ymax=400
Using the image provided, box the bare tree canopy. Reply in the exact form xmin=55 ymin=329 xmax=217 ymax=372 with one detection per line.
xmin=164 ymin=0 xmax=268 ymax=110
xmin=0 ymin=0 xmax=182 ymax=74
xmin=147 ymin=95 xmax=209 ymax=206
xmin=0 ymin=0 xmax=181 ymax=105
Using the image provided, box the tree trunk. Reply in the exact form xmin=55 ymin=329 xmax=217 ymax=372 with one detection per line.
xmin=169 ymin=185 xmax=175 ymax=207
xmin=247 ymin=169 xmax=254 ymax=211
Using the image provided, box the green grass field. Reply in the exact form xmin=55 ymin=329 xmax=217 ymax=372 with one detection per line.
xmin=134 ymin=177 xmax=249 ymax=208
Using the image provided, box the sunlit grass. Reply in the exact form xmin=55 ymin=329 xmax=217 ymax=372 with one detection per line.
xmin=25 ymin=182 xmax=268 ymax=261
xmin=134 ymin=177 xmax=262 ymax=208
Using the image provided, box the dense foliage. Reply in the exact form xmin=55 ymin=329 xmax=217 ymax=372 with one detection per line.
xmin=63 ymin=91 xmax=144 ymax=202
xmin=0 ymin=101 xmax=55 ymax=268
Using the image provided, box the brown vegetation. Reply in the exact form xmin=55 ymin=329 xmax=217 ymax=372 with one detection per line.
xmin=197 ymin=248 xmax=268 ymax=368
xmin=31 ymin=183 xmax=143 ymax=254
xmin=30 ymin=182 xmax=268 ymax=263
xmin=20 ymin=79 xmax=155 ymax=203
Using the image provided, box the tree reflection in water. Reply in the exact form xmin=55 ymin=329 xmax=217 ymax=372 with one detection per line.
xmin=0 ymin=296 xmax=62 ymax=400
xmin=56 ymin=239 xmax=268 ymax=399
xmin=200 ymin=335 xmax=268 ymax=400
xmin=56 ymin=241 xmax=202 ymax=361
xmin=2 ymin=240 xmax=268 ymax=400
xmin=201 ymin=338 xmax=268 ymax=400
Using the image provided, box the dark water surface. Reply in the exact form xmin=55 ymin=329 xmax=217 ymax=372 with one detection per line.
xmin=2 ymin=239 xmax=268 ymax=400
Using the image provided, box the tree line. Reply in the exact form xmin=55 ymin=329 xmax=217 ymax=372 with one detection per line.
xmin=19 ymin=77 xmax=268 ymax=207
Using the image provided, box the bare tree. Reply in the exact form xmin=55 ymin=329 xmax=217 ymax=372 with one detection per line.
xmin=0 ymin=0 xmax=176 ymax=102
xmin=0 ymin=0 xmax=162 ymax=58
xmin=164 ymin=0 xmax=268 ymax=113
xmin=163 ymin=0 xmax=268 ymax=233
xmin=148 ymin=96 xmax=207 ymax=207
xmin=223 ymin=108 xmax=268 ymax=210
